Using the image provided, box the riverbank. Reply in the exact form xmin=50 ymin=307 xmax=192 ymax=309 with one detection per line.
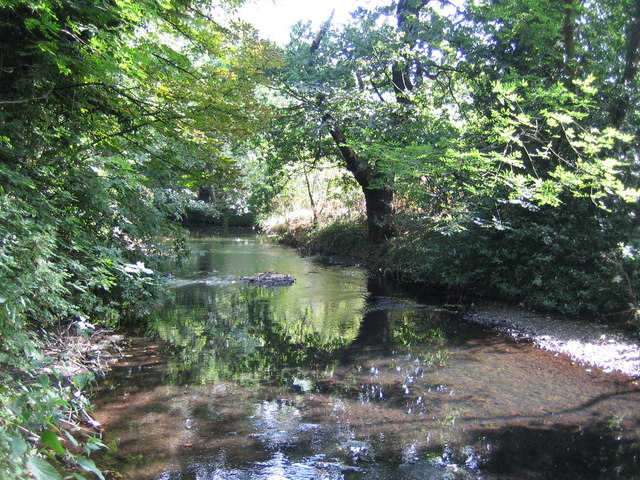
xmin=41 ymin=325 xmax=125 ymax=379
xmin=266 ymin=222 xmax=640 ymax=378
xmin=465 ymin=304 xmax=640 ymax=378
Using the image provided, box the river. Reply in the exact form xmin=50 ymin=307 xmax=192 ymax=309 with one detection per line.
xmin=93 ymin=229 xmax=640 ymax=480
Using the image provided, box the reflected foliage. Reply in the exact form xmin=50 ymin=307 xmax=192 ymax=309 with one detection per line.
xmin=153 ymin=285 xmax=360 ymax=385
xmin=143 ymin=233 xmax=459 ymax=391
xmin=146 ymin=233 xmax=366 ymax=385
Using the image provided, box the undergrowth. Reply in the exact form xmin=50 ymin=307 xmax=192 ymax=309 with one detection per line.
xmin=268 ymin=215 xmax=640 ymax=332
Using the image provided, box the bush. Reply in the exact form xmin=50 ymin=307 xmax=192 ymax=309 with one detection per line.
xmin=314 ymin=220 xmax=369 ymax=255
xmin=385 ymin=203 xmax=640 ymax=326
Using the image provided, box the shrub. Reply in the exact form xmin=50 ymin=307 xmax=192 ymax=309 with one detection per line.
xmin=313 ymin=220 xmax=369 ymax=255
xmin=385 ymin=204 xmax=640 ymax=326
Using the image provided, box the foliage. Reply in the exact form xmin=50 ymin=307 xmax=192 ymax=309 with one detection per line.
xmin=0 ymin=0 xmax=277 ymax=477
xmin=0 ymin=327 xmax=107 ymax=480
xmin=2 ymin=0 xmax=640 ymax=475
xmin=377 ymin=72 xmax=640 ymax=319
xmin=262 ymin=1 xmax=466 ymax=242
xmin=386 ymin=209 xmax=639 ymax=319
xmin=313 ymin=220 xmax=369 ymax=256
xmin=262 ymin=0 xmax=640 ymax=325
xmin=257 ymin=159 xmax=364 ymax=228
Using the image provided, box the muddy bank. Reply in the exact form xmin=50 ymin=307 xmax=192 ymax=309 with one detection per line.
xmin=465 ymin=305 xmax=640 ymax=377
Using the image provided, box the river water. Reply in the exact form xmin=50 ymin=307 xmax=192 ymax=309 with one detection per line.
xmin=94 ymin=229 xmax=640 ymax=480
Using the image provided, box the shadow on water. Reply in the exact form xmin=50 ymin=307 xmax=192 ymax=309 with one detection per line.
xmin=93 ymin=229 xmax=640 ymax=480
xmin=471 ymin=422 xmax=640 ymax=479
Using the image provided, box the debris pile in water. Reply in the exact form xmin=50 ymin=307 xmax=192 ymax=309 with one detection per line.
xmin=242 ymin=272 xmax=295 ymax=287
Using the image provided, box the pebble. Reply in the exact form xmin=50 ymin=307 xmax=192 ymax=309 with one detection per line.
xmin=465 ymin=306 xmax=640 ymax=377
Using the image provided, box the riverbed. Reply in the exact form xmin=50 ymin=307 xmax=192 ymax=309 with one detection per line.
xmin=93 ymin=229 xmax=640 ymax=480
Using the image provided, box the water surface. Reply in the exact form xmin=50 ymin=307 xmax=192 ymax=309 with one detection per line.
xmin=94 ymin=229 xmax=640 ymax=480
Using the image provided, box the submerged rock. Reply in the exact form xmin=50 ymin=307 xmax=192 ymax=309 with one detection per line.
xmin=242 ymin=272 xmax=295 ymax=287
xmin=340 ymin=439 xmax=374 ymax=463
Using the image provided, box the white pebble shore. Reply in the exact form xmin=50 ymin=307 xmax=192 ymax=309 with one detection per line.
xmin=465 ymin=306 xmax=640 ymax=377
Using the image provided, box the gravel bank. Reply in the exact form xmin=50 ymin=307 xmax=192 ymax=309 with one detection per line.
xmin=465 ymin=305 xmax=640 ymax=377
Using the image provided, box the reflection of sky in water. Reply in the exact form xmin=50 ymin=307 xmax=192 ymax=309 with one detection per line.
xmin=155 ymin=452 xmax=353 ymax=480
xmin=154 ymin=448 xmax=460 ymax=480
xmin=251 ymin=400 xmax=304 ymax=449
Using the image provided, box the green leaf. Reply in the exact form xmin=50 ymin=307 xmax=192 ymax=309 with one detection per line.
xmin=40 ymin=430 xmax=65 ymax=455
xmin=72 ymin=374 xmax=89 ymax=390
xmin=9 ymin=433 xmax=29 ymax=459
xmin=63 ymin=429 xmax=79 ymax=448
xmin=26 ymin=456 xmax=63 ymax=480
xmin=85 ymin=437 xmax=107 ymax=452
xmin=76 ymin=457 xmax=105 ymax=480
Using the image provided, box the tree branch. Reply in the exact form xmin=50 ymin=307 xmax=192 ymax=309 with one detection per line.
xmin=151 ymin=53 xmax=200 ymax=80
xmin=310 ymin=10 xmax=335 ymax=54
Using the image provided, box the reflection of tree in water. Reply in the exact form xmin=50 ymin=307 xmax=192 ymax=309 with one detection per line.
xmin=345 ymin=277 xmax=457 ymax=361
xmin=148 ymin=284 xmax=362 ymax=386
xmin=147 ymin=272 xmax=463 ymax=388
xmin=241 ymin=288 xmax=355 ymax=381
xmin=306 ymin=276 xmax=462 ymax=420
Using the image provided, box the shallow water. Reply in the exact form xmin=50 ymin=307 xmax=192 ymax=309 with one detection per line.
xmin=94 ymin=229 xmax=640 ymax=480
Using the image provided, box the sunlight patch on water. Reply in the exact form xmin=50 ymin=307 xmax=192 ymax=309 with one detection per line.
xmin=165 ymin=276 xmax=237 ymax=288
xmin=154 ymin=452 xmax=356 ymax=480
xmin=153 ymin=450 xmax=471 ymax=480
xmin=251 ymin=400 xmax=302 ymax=449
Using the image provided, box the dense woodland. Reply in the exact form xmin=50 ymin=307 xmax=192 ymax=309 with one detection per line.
xmin=1 ymin=0 xmax=639 ymax=478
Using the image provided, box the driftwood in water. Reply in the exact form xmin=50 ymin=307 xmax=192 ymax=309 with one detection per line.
xmin=241 ymin=272 xmax=295 ymax=287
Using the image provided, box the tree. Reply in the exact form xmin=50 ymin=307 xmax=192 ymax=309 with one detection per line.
xmin=0 ymin=0 xmax=277 ymax=477
xmin=269 ymin=0 xmax=461 ymax=243
xmin=380 ymin=0 xmax=640 ymax=319
xmin=264 ymin=0 xmax=640 ymax=320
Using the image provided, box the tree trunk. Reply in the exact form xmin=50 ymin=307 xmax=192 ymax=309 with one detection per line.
xmin=612 ymin=0 xmax=640 ymax=127
xmin=364 ymin=186 xmax=395 ymax=243
xmin=198 ymin=185 xmax=214 ymax=203
xmin=312 ymin=15 xmax=397 ymax=244
xmin=327 ymin=122 xmax=395 ymax=243
xmin=392 ymin=0 xmax=425 ymax=104
xmin=303 ymin=165 xmax=318 ymax=226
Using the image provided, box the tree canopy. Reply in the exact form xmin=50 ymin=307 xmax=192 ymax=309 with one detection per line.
xmin=0 ymin=0 xmax=278 ymax=477
xmin=258 ymin=0 xmax=639 ymax=319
